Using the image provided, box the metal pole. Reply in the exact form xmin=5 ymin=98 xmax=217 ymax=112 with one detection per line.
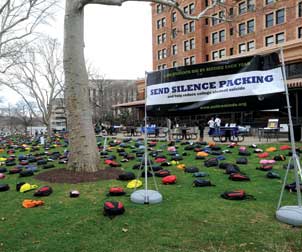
xmin=144 ymin=72 xmax=149 ymax=204
xmin=280 ymin=47 xmax=302 ymax=207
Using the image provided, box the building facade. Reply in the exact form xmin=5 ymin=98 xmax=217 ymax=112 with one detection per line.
xmin=89 ymin=79 xmax=138 ymax=124
xmin=150 ymin=0 xmax=302 ymax=126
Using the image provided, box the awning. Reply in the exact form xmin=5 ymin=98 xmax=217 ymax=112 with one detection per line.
xmin=287 ymin=78 xmax=302 ymax=88
xmin=112 ymin=100 xmax=145 ymax=108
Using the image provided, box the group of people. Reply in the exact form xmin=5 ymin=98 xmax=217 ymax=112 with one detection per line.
xmin=207 ymin=115 xmax=221 ymax=136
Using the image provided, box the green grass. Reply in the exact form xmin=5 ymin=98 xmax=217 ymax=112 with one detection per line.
xmin=0 ymin=139 xmax=302 ymax=252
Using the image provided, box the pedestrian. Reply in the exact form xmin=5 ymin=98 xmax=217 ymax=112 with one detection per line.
xmin=214 ymin=115 xmax=221 ymax=127
xmin=198 ymin=121 xmax=204 ymax=142
xmin=207 ymin=117 xmax=215 ymax=136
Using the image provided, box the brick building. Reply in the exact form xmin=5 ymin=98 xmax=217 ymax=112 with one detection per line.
xmin=149 ymin=0 xmax=302 ymax=126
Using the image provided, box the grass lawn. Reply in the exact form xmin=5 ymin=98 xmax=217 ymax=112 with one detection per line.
xmin=0 ymin=137 xmax=302 ymax=252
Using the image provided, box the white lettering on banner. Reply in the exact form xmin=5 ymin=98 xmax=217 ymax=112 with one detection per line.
xmin=146 ymin=68 xmax=284 ymax=106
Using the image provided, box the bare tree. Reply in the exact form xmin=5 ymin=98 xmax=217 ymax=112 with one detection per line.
xmin=3 ymin=37 xmax=64 ymax=133
xmin=63 ymin=0 xmax=222 ymax=172
xmin=0 ymin=0 xmax=59 ymax=74
xmin=13 ymin=101 xmax=37 ymax=134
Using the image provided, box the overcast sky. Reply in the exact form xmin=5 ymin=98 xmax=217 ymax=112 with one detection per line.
xmin=1 ymin=2 xmax=153 ymax=105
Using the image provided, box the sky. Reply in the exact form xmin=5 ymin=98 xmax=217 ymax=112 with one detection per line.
xmin=1 ymin=1 xmax=153 ymax=105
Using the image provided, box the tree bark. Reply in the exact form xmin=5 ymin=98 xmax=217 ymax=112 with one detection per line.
xmin=63 ymin=0 xmax=100 ymax=172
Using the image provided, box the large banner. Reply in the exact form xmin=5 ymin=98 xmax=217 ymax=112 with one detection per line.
xmin=146 ymin=53 xmax=285 ymax=116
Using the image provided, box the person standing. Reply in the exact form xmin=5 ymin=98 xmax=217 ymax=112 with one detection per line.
xmin=214 ymin=115 xmax=221 ymax=127
xmin=207 ymin=117 xmax=215 ymax=136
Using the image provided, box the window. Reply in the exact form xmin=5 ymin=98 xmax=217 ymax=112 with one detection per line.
xmin=265 ymin=35 xmax=274 ymax=47
xmin=184 ymin=23 xmax=189 ymax=34
xmin=239 ymin=2 xmax=247 ymax=15
xmin=157 ymin=49 xmax=167 ymax=60
xmin=205 ymin=36 xmax=209 ymax=43
xmin=172 ymin=45 xmax=177 ymax=55
xmin=162 ymin=49 xmax=167 ymax=58
xmin=239 ymin=23 xmax=246 ymax=36
xmin=212 ymin=14 xmax=219 ymax=25
xmin=162 ymin=33 xmax=166 ymax=43
xmin=239 ymin=43 xmax=246 ymax=53
xmin=156 ymin=4 xmax=165 ymax=14
xmin=190 ymin=38 xmax=195 ymax=49
xmin=265 ymin=0 xmax=274 ymax=4
xmin=247 ymin=0 xmax=255 ymax=11
xmin=266 ymin=13 xmax=274 ymax=27
xmin=219 ymin=30 xmax=225 ymax=42
xmin=298 ymin=27 xmax=302 ymax=39
xmin=299 ymin=2 xmax=302 ymax=17
xmin=156 ymin=18 xmax=166 ymax=29
xmin=205 ymin=18 xmax=209 ymax=25
xmin=212 ymin=51 xmax=219 ymax=60
xmin=247 ymin=41 xmax=255 ymax=51
xmin=247 ymin=19 xmax=255 ymax=33
xmin=184 ymin=40 xmax=189 ymax=51
xmin=172 ymin=12 xmax=177 ymax=22
xmin=205 ymin=0 xmax=209 ymax=7
xmin=189 ymin=21 xmax=195 ymax=32
xmin=173 ymin=61 xmax=178 ymax=67
xmin=230 ymin=47 xmax=234 ymax=55
xmin=184 ymin=58 xmax=190 ymax=66
xmin=190 ymin=56 xmax=195 ymax=64
xmin=230 ymin=28 xmax=234 ymax=36
xmin=219 ymin=49 xmax=226 ymax=58
xmin=219 ymin=11 xmax=225 ymax=21
xmin=157 ymin=35 xmax=162 ymax=44
xmin=276 ymin=9 xmax=285 ymax=24
xmin=276 ymin=32 xmax=285 ymax=44
xmin=206 ymin=55 xmax=209 ymax=61
xmin=286 ymin=63 xmax=302 ymax=79
xmin=212 ymin=32 xmax=219 ymax=44
xmin=172 ymin=28 xmax=177 ymax=39
xmin=157 ymin=33 xmax=166 ymax=44
xmin=184 ymin=6 xmax=188 ymax=14
xmin=229 ymin=7 xmax=234 ymax=16
xmin=189 ymin=3 xmax=195 ymax=14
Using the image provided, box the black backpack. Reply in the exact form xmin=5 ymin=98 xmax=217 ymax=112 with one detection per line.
xmin=103 ymin=201 xmax=125 ymax=218
xmin=184 ymin=167 xmax=199 ymax=173
xmin=19 ymin=170 xmax=34 ymax=177
xmin=266 ymin=171 xmax=281 ymax=179
xmin=225 ymin=165 xmax=240 ymax=174
xmin=221 ymin=190 xmax=255 ymax=200
xmin=229 ymin=173 xmax=250 ymax=181
xmin=155 ymin=170 xmax=170 ymax=177
xmin=274 ymin=155 xmax=286 ymax=161
xmin=0 ymin=184 xmax=9 ymax=192
xmin=118 ymin=172 xmax=136 ymax=181
xmin=16 ymin=182 xmax=26 ymax=191
xmin=34 ymin=186 xmax=53 ymax=196
xmin=204 ymin=158 xmax=218 ymax=167
xmin=285 ymin=182 xmax=302 ymax=192
xmin=0 ymin=168 xmax=7 ymax=173
xmin=193 ymin=179 xmax=215 ymax=187
xmin=236 ymin=157 xmax=248 ymax=165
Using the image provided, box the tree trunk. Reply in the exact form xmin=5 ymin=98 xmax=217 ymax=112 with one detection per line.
xmin=63 ymin=0 xmax=100 ymax=172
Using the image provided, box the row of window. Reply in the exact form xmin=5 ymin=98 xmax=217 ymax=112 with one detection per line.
xmin=158 ymin=27 xmax=302 ymax=61
xmin=157 ymin=56 xmax=196 ymax=70
xmin=156 ymin=3 xmax=194 ymax=15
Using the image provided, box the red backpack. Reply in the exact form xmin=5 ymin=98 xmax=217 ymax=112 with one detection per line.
xmin=103 ymin=201 xmax=125 ymax=218
xmin=221 ymin=190 xmax=255 ymax=200
xmin=162 ymin=175 xmax=177 ymax=184
xmin=229 ymin=173 xmax=250 ymax=181
xmin=108 ymin=187 xmax=126 ymax=196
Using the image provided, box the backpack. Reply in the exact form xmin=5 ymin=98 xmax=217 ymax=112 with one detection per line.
xmin=221 ymin=190 xmax=255 ymax=200
xmin=193 ymin=179 xmax=215 ymax=187
xmin=37 ymin=159 xmax=47 ymax=165
xmin=69 ymin=190 xmax=80 ymax=198
xmin=204 ymin=158 xmax=218 ymax=167
xmin=192 ymin=172 xmax=209 ymax=177
xmin=103 ymin=201 xmax=125 ymax=218
xmin=108 ymin=187 xmax=126 ymax=196
xmin=225 ymin=165 xmax=240 ymax=174
xmin=9 ymin=167 xmax=22 ymax=174
xmin=285 ymin=182 xmax=302 ymax=192
xmin=19 ymin=170 xmax=34 ymax=177
xmin=256 ymin=165 xmax=273 ymax=171
xmin=118 ymin=172 xmax=135 ymax=181
xmin=16 ymin=182 xmax=26 ymax=191
xmin=150 ymin=165 xmax=162 ymax=172
xmin=34 ymin=186 xmax=53 ymax=196
xmin=162 ymin=175 xmax=177 ymax=184
xmin=155 ymin=170 xmax=170 ymax=177
xmin=236 ymin=157 xmax=248 ymax=165
xmin=229 ymin=173 xmax=250 ymax=181
xmin=0 ymin=184 xmax=9 ymax=192
xmin=0 ymin=168 xmax=7 ymax=173
xmin=184 ymin=167 xmax=199 ymax=173
xmin=238 ymin=150 xmax=251 ymax=156
xmin=273 ymin=155 xmax=286 ymax=161
xmin=43 ymin=164 xmax=55 ymax=169
xmin=266 ymin=171 xmax=281 ymax=179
